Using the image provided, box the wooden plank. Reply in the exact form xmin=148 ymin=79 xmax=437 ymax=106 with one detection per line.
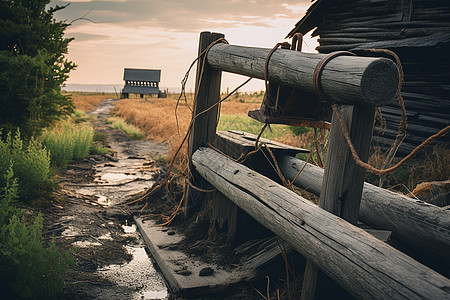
xmin=206 ymin=43 xmax=399 ymax=107
xmin=192 ymin=147 xmax=450 ymax=300
xmin=186 ymin=31 xmax=224 ymax=216
xmin=216 ymin=130 xmax=309 ymax=156
xmin=278 ymin=155 xmax=450 ymax=263
xmin=134 ymin=217 xmax=252 ymax=297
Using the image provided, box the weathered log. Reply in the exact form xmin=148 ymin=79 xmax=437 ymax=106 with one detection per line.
xmin=278 ymin=155 xmax=450 ymax=261
xmin=192 ymin=147 xmax=450 ymax=300
xmin=206 ymin=43 xmax=399 ymax=107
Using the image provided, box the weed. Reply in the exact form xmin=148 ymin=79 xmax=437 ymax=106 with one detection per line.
xmin=90 ymin=145 xmax=109 ymax=155
xmin=40 ymin=120 xmax=94 ymax=167
xmin=0 ymin=168 xmax=74 ymax=299
xmin=106 ymin=117 xmax=145 ymax=140
xmin=93 ymin=130 xmax=108 ymax=142
xmin=0 ymin=130 xmax=54 ymax=202
xmin=154 ymin=155 xmax=168 ymax=165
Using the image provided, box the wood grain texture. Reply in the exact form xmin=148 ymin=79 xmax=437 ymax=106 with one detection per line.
xmin=319 ymin=105 xmax=375 ymax=224
xmin=278 ymin=155 xmax=450 ymax=262
xmin=302 ymin=105 xmax=374 ymax=299
xmin=186 ymin=32 xmax=224 ymax=216
xmin=206 ymin=43 xmax=399 ymax=107
xmin=192 ymin=147 xmax=450 ymax=300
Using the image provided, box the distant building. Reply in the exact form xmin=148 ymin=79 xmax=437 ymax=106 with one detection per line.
xmin=122 ymin=68 xmax=166 ymax=98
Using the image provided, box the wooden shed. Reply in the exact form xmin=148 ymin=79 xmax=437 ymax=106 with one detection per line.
xmin=287 ymin=0 xmax=450 ymax=156
xmin=122 ymin=68 xmax=166 ymax=98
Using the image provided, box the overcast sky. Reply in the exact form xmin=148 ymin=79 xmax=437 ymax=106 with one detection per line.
xmin=52 ymin=0 xmax=316 ymax=92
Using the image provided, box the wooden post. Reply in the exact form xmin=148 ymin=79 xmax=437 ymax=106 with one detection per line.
xmin=301 ymin=105 xmax=375 ymax=299
xmin=185 ymin=32 xmax=224 ymax=217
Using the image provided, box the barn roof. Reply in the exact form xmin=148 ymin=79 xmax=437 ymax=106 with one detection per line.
xmin=123 ymin=68 xmax=161 ymax=82
xmin=287 ymin=0 xmax=450 ymax=51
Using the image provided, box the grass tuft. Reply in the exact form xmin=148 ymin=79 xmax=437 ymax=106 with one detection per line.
xmin=106 ymin=117 xmax=145 ymax=140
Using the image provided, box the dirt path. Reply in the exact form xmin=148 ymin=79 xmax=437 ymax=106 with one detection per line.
xmin=44 ymin=99 xmax=170 ymax=299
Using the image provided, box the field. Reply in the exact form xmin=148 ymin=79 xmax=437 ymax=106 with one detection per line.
xmin=110 ymin=93 xmax=317 ymax=155
xmin=65 ymin=92 xmax=116 ymax=112
xmin=71 ymin=92 xmax=449 ymax=191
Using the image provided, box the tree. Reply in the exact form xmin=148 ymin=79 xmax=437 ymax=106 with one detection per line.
xmin=0 ymin=0 xmax=76 ymax=138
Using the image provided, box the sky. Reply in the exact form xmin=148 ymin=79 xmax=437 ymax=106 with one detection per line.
xmin=52 ymin=0 xmax=317 ymax=92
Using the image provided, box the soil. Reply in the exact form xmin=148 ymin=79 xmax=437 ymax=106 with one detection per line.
xmin=39 ymin=99 xmax=286 ymax=300
xmin=40 ymin=99 xmax=170 ymax=300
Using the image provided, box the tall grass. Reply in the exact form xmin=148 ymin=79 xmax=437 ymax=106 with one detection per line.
xmin=40 ymin=120 xmax=94 ymax=167
xmin=0 ymin=130 xmax=54 ymax=202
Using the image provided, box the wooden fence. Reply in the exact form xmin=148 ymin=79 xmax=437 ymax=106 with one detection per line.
xmin=187 ymin=32 xmax=450 ymax=299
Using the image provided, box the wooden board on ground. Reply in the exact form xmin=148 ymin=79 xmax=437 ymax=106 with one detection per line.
xmin=134 ymin=217 xmax=246 ymax=296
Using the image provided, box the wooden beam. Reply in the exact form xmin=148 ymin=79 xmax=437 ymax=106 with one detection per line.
xmin=278 ymin=155 xmax=450 ymax=262
xmin=206 ymin=43 xmax=399 ymax=107
xmin=186 ymin=31 xmax=223 ymax=216
xmin=192 ymin=147 xmax=450 ymax=300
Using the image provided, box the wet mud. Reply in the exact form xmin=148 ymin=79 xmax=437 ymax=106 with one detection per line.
xmin=43 ymin=99 xmax=170 ymax=299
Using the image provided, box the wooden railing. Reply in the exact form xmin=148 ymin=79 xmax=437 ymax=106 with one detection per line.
xmin=187 ymin=32 xmax=450 ymax=300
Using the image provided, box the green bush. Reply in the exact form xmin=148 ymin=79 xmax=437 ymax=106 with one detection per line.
xmin=0 ymin=130 xmax=54 ymax=202
xmin=40 ymin=120 xmax=94 ymax=167
xmin=0 ymin=167 xmax=74 ymax=299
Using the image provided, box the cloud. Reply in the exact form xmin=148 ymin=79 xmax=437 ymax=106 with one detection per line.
xmin=53 ymin=0 xmax=309 ymax=32
xmin=51 ymin=0 xmax=314 ymax=89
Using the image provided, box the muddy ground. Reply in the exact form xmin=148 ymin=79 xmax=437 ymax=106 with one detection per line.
xmin=38 ymin=99 xmax=291 ymax=300
xmin=40 ymin=99 xmax=170 ymax=299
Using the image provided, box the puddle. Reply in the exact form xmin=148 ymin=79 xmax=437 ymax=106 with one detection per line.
xmin=122 ymin=223 xmax=137 ymax=233
xmin=136 ymin=289 xmax=168 ymax=300
xmin=72 ymin=240 xmax=102 ymax=248
xmin=98 ymin=246 xmax=168 ymax=299
xmin=97 ymin=195 xmax=110 ymax=206
xmin=99 ymin=173 xmax=133 ymax=182
xmin=99 ymin=232 xmax=113 ymax=240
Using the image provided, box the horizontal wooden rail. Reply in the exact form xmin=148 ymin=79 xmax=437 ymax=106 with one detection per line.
xmin=278 ymin=155 xmax=450 ymax=262
xmin=207 ymin=43 xmax=399 ymax=107
xmin=192 ymin=147 xmax=450 ymax=300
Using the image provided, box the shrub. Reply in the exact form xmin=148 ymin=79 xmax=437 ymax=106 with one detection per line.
xmin=0 ymin=130 xmax=54 ymax=202
xmin=40 ymin=120 xmax=94 ymax=167
xmin=0 ymin=168 xmax=74 ymax=299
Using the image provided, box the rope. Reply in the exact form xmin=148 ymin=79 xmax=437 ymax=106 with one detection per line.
xmin=126 ymin=38 xmax=254 ymax=227
xmin=332 ymin=104 xmax=450 ymax=176
xmin=367 ymin=49 xmax=407 ymax=185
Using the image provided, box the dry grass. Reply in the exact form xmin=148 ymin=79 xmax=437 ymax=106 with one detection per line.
xmin=112 ymin=94 xmax=315 ymax=160
xmin=66 ymin=92 xmax=114 ymax=112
